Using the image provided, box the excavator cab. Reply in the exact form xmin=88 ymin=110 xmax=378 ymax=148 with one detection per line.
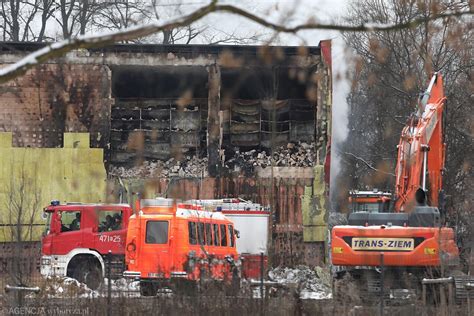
xmin=349 ymin=190 xmax=392 ymax=213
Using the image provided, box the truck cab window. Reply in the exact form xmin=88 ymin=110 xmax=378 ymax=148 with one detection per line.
xmin=188 ymin=222 xmax=197 ymax=245
xmin=146 ymin=221 xmax=169 ymax=244
xmin=205 ymin=223 xmax=212 ymax=245
xmin=228 ymin=225 xmax=235 ymax=247
xmin=220 ymin=224 xmax=227 ymax=246
xmin=60 ymin=211 xmax=81 ymax=232
xmin=197 ymin=223 xmax=205 ymax=245
xmin=212 ymin=224 xmax=219 ymax=246
xmin=99 ymin=210 xmax=123 ymax=232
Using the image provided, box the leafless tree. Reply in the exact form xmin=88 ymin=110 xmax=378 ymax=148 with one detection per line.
xmin=0 ymin=0 xmax=41 ymax=41
xmin=56 ymin=0 xmax=109 ymax=39
xmin=93 ymin=0 xmax=148 ymax=34
xmin=2 ymin=158 xmax=42 ymax=287
xmin=1 ymin=0 xmax=471 ymax=84
xmin=36 ymin=0 xmax=55 ymax=42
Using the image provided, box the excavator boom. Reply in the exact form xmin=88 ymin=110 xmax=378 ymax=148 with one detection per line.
xmin=394 ymin=73 xmax=446 ymax=211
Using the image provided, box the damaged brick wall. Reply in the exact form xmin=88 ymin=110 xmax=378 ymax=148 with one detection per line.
xmin=0 ymin=43 xmax=331 ymax=267
xmin=0 ymin=63 xmax=112 ymax=148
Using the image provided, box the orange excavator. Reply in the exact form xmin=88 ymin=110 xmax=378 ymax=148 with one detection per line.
xmin=331 ymin=73 xmax=473 ymax=302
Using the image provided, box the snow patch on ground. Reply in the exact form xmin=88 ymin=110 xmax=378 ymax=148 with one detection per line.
xmin=30 ymin=277 xmax=140 ymax=298
xmin=102 ymin=278 xmax=140 ymax=297
xmin=267 ymin=265 xmax=332 ymax=300
xmin=32 ymin=276 xmax=99 ymax=298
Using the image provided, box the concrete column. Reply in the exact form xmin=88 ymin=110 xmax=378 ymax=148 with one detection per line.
xmin=207 ymin=64 xmax=221 ymax=177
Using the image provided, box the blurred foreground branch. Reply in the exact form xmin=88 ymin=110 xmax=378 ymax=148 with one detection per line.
xmin=0 ymin=0 xmax=472 ymax=83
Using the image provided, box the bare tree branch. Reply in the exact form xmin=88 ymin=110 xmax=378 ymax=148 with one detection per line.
xmin=0 ymin=1 xmax=472 ymax=84
xmin=340 ymin=150 xmax=396 ymax=177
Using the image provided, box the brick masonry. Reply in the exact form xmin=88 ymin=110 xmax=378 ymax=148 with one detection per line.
xmin=0 ymin=63 xmax=112 ymax=149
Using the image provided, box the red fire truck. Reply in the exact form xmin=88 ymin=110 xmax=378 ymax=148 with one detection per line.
xmin=40 ymin=201 xmax=133 ymax=289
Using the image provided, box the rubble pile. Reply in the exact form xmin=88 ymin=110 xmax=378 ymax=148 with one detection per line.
xmin=226 ymin=142 xmax=316 ymax=171
xmin=268 ymin=265 xmax=332 ymax=300
xmin=110 ymin=156 xmax=209 ymax=179
xmin=110 ymin=142 xmax=316 ymax=178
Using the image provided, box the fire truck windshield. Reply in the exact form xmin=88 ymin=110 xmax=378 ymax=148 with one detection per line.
xmin=145 ymin=221 xmax=169 ymax=244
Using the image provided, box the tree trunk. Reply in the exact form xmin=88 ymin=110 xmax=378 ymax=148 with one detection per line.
xmin=162 ymin=29 xmax=172 ymax=44
xmin=60 ymin=0 xmax=70 ymax=39
xmin=80 ymin=0 xmax=89 ymax=35
xmin=10 ymin=0 xmax=20 ymax=41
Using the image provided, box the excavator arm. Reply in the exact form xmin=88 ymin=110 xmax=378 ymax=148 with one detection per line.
xmin=394 ymin=73 xmax=446 ymax=212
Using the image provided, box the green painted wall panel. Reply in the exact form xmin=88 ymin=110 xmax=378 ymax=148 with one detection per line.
xmin=0 ymin=132 xmax=106 ymax=242
xmin=303 ymin=225 xmax=327 ymax=242
xmin=302 ymin=165 xmax=328 ymax=227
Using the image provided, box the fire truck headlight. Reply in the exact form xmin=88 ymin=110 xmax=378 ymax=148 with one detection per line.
xmin=333 ymin=247 xmax=343 ymax=254
xmin=41 ymin=257 xmax=51 ymax=266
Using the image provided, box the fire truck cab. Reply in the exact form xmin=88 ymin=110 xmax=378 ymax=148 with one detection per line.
xmin=124 ymin=198 xmax=240 ymax=296
xmin=40 ymin=201 xmax=133 ymax=289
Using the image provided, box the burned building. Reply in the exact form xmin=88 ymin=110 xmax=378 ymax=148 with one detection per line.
xmin=0 ymin=41 xmax=332 ymax=266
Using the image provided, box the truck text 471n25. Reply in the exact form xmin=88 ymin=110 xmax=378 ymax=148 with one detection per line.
xmin=331 ymin=73 xmax=474 ymax=303
xmin=40 ymin=198 xmax=269 ymax=291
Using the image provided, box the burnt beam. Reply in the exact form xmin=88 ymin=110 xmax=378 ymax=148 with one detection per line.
xmin=207 ymin=64 xmax=221 ymax=177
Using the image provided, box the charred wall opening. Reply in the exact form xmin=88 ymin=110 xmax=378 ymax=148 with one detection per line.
xmin=112 ymin=65 xmax=208 ymax=99
xmin=110 ymin=64 xmax=317 ymax=167
xmin=221 ymin=66 xmax=316 ymax=152
xmin=110 ymin=66 xmax=208 ymax=165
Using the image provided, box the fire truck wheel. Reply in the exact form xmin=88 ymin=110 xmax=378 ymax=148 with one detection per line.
xmin=173 ymin=279 xmax=198 ymax=296
xmin=69 ymin=258 xmax=102 ymax=290
xmin=140 ymin=281 xmax=158 ymax=296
